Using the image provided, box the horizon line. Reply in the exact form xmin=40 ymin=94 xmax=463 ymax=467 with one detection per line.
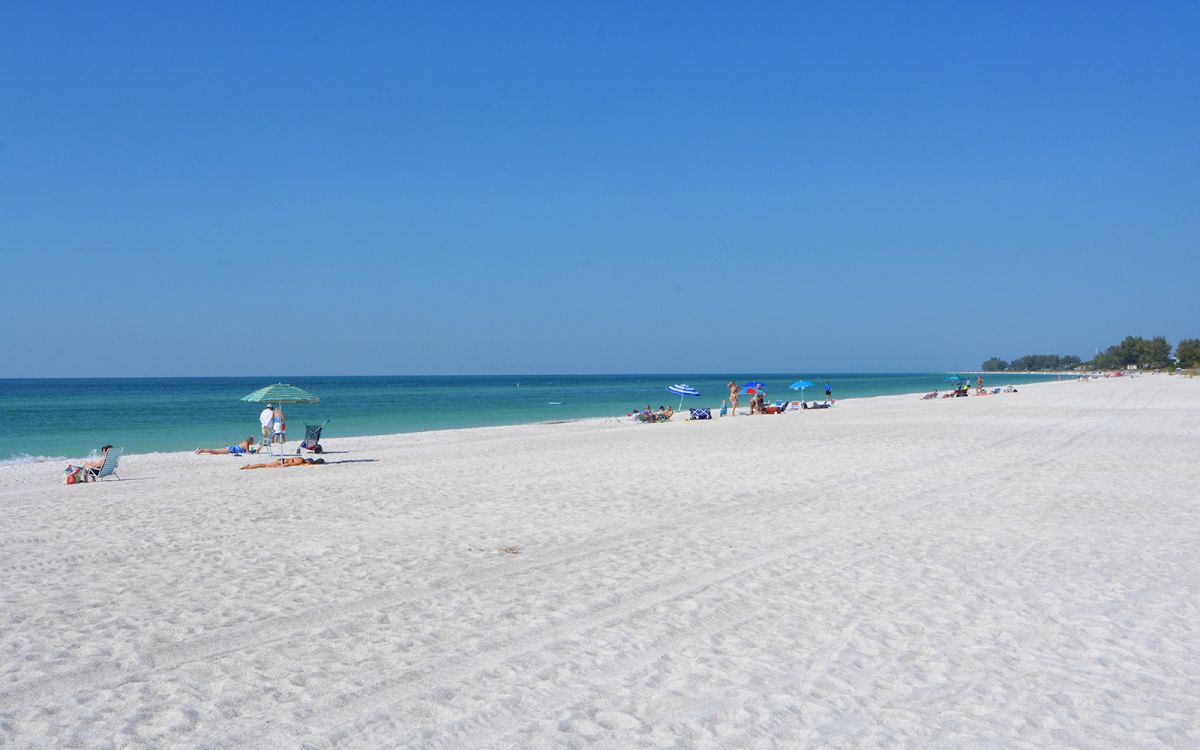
xmin=0 ymin=369 xmax=1066 ymax=381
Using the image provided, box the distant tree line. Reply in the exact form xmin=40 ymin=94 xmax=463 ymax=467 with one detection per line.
xmin=983 ymin=335 xmax=1200 ymax=371
xmin=1178 ymin=339 xmax=1200 ymax=368
xmin=1091 ymin=336 xmax=1172 ymax=370
xmin=982 ymin=354 xmax=1081 ymax=372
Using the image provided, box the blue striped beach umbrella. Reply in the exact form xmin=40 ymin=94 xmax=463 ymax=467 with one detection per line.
xmin=666 ymin=383 xmax=700 ymax=409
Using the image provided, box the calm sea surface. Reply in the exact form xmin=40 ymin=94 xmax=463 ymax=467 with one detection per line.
xmin=0 ymin=373 xmax=1067 ymax=462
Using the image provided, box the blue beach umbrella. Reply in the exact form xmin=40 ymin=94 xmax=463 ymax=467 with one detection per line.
xmin=741 ymin=381 xmax=766 ymax=399
xmin=666 ymin=383 xmax=700 ymax=409
xmin=789 ymin=380 xmax=814 ymax=401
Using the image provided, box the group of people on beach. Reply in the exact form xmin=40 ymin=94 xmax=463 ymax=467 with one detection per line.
xmin=193 ymin=403 xmax=285 ymax=456
xmin=190 ymin=403 xmax=334 ymax=470
xmin=920 ymin=377 xmax=1020 ymax=400
xmin=629 ymin=380 xmax=836 ymax=423
xmin=632 ymin=404 xmax=674 ymax=422
xmin=722 ymin=380 xmax=834 ymax=416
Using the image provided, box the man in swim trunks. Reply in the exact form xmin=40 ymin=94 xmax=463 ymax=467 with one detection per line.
xmin=259 ymin=404 xmax=274 ymax=445
xmin=195 ymin=436 xmax=256 ymax=455
xmin=727 ymin=381 xmax=739 ymax=416
xmin=825 ymin=382 xmax=832 ymax=402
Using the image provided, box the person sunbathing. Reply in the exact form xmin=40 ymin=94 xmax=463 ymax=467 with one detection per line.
xmin=921 ymin=391 xmax=938 ymax=400
xmin=84 ymin=445 xmax=114 ymax=470
xmin=196 ymin=437 xmax=256 ymax=455
xmin=240 ymin=457 xmax=326 ymax=470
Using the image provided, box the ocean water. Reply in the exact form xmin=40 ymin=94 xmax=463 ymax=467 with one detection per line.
xmin=0 ymin=373 xmax=1068 ymax=462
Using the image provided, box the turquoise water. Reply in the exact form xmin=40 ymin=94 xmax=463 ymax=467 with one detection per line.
xmin=0 ymin=373 xmax=1067 ymax=462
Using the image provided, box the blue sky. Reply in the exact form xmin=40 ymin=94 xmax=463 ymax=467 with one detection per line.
xmin=2 ymin=2 xmax=1197 ymax=376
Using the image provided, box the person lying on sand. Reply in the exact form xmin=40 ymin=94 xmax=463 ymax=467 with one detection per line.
xmin=921 ymin=391 xmax=938 ymax=400
xmin=240 ymin=457 xmax=326 ymax=470
xmin=195 ymin=436 xmax=256 ymax=455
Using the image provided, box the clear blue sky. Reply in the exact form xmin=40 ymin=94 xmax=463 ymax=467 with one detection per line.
xmin=2 ymin=2 xmax=1197 ymax=377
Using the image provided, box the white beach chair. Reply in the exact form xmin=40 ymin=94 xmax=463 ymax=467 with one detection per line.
xmin=86 ymin=447 xmax=123 ymax=481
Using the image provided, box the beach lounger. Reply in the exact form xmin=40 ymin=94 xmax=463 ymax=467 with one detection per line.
xmin=688 ymin=408 xmax=712 ymax=420
xmin=296 ymin=420 xmax=329 ymax=454
xmin=86 ymin=447 xmax=122 ymax=481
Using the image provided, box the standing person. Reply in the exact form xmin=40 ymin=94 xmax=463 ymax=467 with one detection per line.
xmin=259 ymin=404 xmax=274 ymax=446
xmin=727 ymin=381 xmax=739 ymax=416
xmin=272 ymin=406 xmax=286 ymax=448
xmin=977 ymin=375 xmax=985 ymax=394
xmin=824 ymin=382 xmax=832 ymax=402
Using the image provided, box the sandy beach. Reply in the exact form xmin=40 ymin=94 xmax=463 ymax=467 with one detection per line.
xmin=1 ymin=375 xmax=1198 ymax=747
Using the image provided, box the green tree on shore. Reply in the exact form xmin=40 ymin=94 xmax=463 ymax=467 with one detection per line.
xmin=1091 ymin=336 xmax=1173 ymax=369
xmin=1007 ymin=354 xmax=1080 ymax=371
xmin=1175 ymin=339 xmax=1200 ymax=368
xmin=982 ymin=357 xmax=1009 ymax=371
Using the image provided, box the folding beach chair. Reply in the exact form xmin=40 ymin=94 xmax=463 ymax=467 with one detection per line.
xmin=86 ymin=447 xmax=123 ymax=481
xmin=296 ymin=420 xmax=329 ymax=454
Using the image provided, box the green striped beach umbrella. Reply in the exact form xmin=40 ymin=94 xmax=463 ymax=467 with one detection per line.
xmin=240 ymin=383 xmax=320 ymax=405
xmin=240 ymin=384 xmax=319 ymax=462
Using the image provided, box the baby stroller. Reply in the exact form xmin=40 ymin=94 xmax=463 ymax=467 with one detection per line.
xmin=296 ymin=420 xmax=329 ymax=454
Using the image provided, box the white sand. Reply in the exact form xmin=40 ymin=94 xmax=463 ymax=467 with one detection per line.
xmin=1 ymin=376 xmax=1198 ymax=747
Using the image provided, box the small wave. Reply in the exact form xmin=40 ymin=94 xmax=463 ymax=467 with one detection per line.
xmin=1 ymin=453 xmax=69 ymax=467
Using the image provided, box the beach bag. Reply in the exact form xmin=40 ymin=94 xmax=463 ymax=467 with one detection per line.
xmin=63 ymin=464 xmax=87 ymax=485
xmin=689 ymin=408 xmax=712 ymax=420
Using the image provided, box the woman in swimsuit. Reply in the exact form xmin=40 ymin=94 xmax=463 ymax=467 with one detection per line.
xmin=195 ymin=436 xmax=256 ymax=455
xmin=272 ymin=407 xmax=285 ymax=446
xmin=727 ymin=382 xmax=739 ymax=416
xmin=240 ymin=457 xmax=325 ymax=470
